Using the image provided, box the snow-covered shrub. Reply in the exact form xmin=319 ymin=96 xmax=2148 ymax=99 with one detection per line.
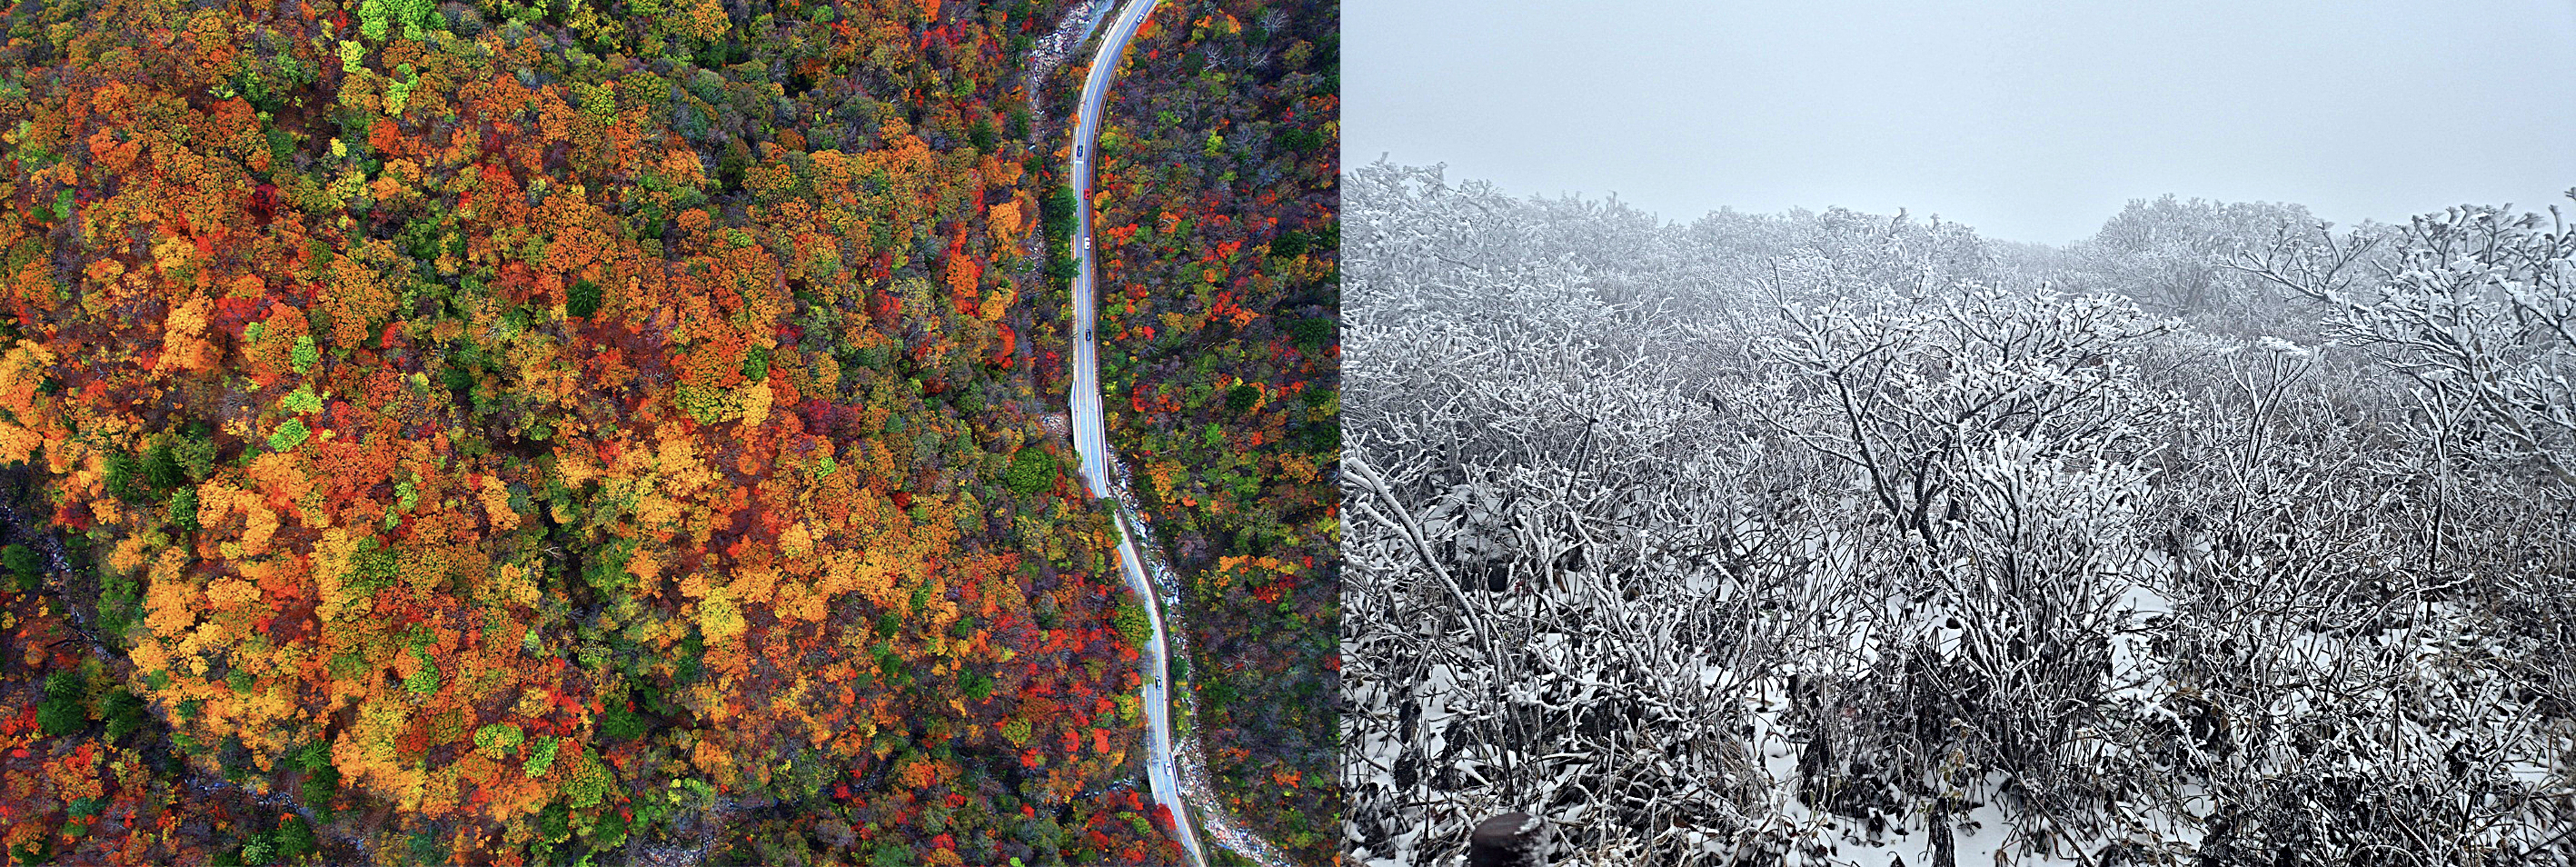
xmin=1343 ymin=164 xmax=2576 ymax=866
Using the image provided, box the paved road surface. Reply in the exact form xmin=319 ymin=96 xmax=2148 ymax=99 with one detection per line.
xmin=1065 ymin=1 xmax=1205 ymax=864
xmin=1066 ymin=5 xmax=1304 ymax=863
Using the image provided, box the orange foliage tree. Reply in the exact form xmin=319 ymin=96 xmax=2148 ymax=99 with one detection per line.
xmin=0 ymin=0 xmax=1185 ymax=862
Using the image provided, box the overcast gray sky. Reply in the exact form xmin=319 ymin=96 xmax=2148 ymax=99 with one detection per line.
xmin=1345 ymin=0 xmax=2576 ymax=244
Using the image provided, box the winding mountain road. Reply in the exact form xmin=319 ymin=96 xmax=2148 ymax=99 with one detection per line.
xmin=1065 ymin=0 xmax=1203 ymax=864
xmin=1066 ymin=3 xmax=1303 ymax=863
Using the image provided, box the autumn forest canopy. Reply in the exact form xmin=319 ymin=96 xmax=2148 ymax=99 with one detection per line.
xmin=0 ymin=0 xmax=1338 ymax=862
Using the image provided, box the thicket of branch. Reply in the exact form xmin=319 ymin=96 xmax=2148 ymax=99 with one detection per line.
xmin=1341 ymin=164 xmax=2576 ymax=867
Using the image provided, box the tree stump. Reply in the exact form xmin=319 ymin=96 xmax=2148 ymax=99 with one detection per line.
xmin=1467 ymin=812 xmax=1546 ymax=867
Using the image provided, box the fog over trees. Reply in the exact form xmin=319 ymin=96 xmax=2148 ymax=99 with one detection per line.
xmin=1339 ymin=161 xmax=2576 ymax=866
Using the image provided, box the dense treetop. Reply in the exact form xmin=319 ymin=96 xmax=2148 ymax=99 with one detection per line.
xmin=0 ymin=0 xmax=1205 ymax=863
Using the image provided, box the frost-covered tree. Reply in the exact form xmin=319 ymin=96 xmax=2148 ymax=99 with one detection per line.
xmin=1344 ymin=162 xmax=2576 ymax=867
xmin=2239 ymin=201 xmax=2576 ymax=487
xmin=2067 ymin=194 xmax=2329 ymax=333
